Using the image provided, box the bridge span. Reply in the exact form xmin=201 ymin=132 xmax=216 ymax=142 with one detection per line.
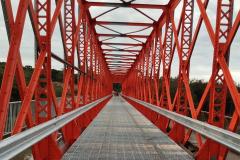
xmin=0 ymin=0 xmax=239 ymax=160
xmin=63 ymin=96 xmax=193 ymax=160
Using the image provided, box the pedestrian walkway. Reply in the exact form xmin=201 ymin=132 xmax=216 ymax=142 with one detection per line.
xmin=63 ymin=96 xmax=193 ymax=160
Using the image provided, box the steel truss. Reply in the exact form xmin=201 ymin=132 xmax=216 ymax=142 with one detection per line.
xmin=0 ymin=0 xmax=111 ymax=159
xmin=0 ymin=0 xmax=239 ymax=160
xmin=122 ymin=0 xmax=240 ymax=160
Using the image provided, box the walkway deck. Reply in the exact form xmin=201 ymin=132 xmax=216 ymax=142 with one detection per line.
xmin=63 ymin=96 xmax=193 ymax=160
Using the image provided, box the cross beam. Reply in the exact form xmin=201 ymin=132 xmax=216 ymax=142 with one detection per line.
xmin=85 ymin=2 xmax=167 ymax=9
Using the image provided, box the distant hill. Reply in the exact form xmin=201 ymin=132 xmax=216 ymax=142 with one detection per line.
xmin=0 ymin=62 xmax=236 ymax=116
xmin=0 ymin=62 xmax=64 ymax=101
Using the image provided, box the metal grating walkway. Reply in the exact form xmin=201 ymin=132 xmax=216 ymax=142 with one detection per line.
xmin=63 ymin=96 xmax=193 ymax=160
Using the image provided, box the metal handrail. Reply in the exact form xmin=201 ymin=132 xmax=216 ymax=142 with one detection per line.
xmin=0 ymin=95 xmax=111 ymax=160
xmin=5 ymin=98 xmax=62 ymax=135
xmin=123 ymin=95 xmax=240 ymax=153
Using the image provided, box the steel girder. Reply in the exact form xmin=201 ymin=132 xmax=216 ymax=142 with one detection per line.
xmin=122 ymin=0 xmax=240 ymax=160
xmin=0 ymin=0 xmax=112 ymax=159
xmin=0 ymin=0 xmax=239 ymax=160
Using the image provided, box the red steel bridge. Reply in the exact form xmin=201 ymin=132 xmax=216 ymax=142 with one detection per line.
xmin=0 ymin=0 xmax=239 ymax=160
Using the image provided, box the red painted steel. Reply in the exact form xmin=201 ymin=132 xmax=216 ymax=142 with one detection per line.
xmin=0 ymin=0 xmax=112 ymax=159
xmin=122 ymin=0 xmax=239 ymax=160
xmin=0 ymin=0 xmax=239 ymax=159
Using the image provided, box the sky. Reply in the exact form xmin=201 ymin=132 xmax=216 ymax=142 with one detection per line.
xmin=0 ymin=0 xmax=239 ymax=82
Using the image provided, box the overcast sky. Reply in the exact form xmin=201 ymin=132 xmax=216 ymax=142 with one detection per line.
xmin=0 ymin=0 xmax=239 ymax=82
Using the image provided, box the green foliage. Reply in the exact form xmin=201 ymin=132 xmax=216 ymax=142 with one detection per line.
xmin=0 ymin=62 xmax=64 ymax=101
xmin=23 ymin=65 xmax=34 ymax=83
xmin=0 ymin=62 xmax=5 ymax=82
xmin=52 ymin=69 xmax=63 ymax=82
xmin=168 ymin=77 xmax=236 ymax=116
xmin=0 ymin=62 xmax=237 ymax=116
xmin=113 ymin=83 xmax=121 ymax=92
xmin=170 ymin=78 xmax=178 ymax=100
xmin=54 ymin=84 xmax=63 ymax=97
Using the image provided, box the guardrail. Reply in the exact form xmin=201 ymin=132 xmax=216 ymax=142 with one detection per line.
xmin=123 ymin=95 xmax=240 ymax=153
xmin=5 ymin=98 xmax=62 ymax=135
xmin=0 ymin=95 xmax=111 ymax=160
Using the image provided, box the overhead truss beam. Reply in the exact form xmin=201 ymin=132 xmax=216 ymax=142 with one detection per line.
xmin=85 ymin=2 xmax=167 ymax=9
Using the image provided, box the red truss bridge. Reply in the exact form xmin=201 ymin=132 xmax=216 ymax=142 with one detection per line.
xmin=0 ymin=0 xmax=239 ymax=160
